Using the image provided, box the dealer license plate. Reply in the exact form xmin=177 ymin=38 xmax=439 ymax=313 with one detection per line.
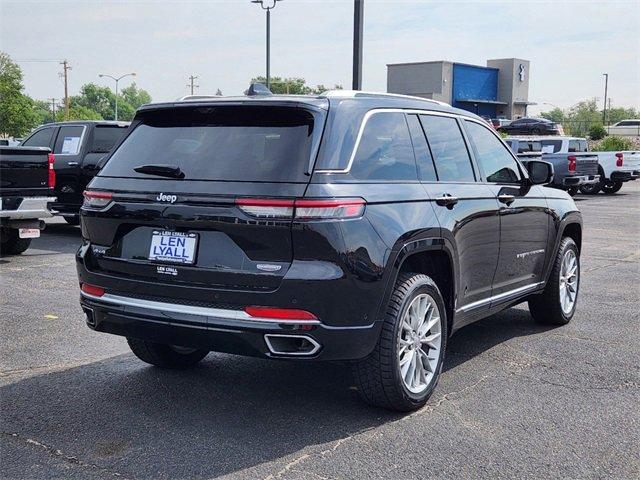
xmin=148 ymin=231 xmax=198 ymax=264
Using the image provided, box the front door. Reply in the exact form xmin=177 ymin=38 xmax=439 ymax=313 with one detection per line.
xmin=462 ymin=119 xmax=549 ymax=298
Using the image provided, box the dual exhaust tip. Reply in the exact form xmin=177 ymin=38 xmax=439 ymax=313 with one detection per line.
xmin=264 ymin=334 xmax=321 ymax=356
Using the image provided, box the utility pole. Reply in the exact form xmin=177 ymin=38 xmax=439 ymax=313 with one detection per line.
xmin=50 ymin=98 xmax=58 ymax=122
xmin=352 ymin=0 xmax=364 ymax=90
xmin=602 ymin=73 xmax=608 ymax=125
xmin=187 ymin=75 xmax=199 ymax=95
xmin=60 ymin=60 xmax=71 ymax=120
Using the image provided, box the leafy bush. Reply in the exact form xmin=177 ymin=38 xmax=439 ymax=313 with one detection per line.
xmin=588 ymin=125 xmax=607 ymax=140
xmin=592 ymin=136 xmax=636 ymax=152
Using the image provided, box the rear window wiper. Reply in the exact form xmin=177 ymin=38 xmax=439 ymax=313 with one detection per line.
xmin=133 ymin=164 xmax=185 ymax=179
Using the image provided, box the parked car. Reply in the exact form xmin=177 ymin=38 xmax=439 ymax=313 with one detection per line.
xmin=498 ymin=117 xmax=560 ymax=135
xmin=77 ymin=90 xmax=582 ymax=412
xmin=606 ymin=119 xmax=640 ymax=137
xmin=505 ymin=137 xmax=599 ymax=195
xmin=490 ymin=118 xmax=511 ymax=130
xmin=20 ymin=121 xmax=129 ymax=224
xmin=0 ymin=146 xmax=56 ymax=254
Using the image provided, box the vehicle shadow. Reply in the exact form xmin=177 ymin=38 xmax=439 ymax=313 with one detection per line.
xmin=0 ymin=307 xmax=550 ymax=479
xmin=28 ymin=222 xmax=83 ymax=255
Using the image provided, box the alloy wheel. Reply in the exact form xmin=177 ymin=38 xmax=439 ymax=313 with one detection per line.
xmin=559 ymin=249 xmax=579 ymax=314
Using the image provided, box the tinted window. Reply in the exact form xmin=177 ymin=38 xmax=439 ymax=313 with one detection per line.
xmin=54 ymin=126 xmax=84 ymax=154
xmin=350 ymin=112 xmax=417 ymax=181
xmin=419 ymin=115 xmax=475 ymax=182
xmin=90 ymin=126 xmax=127 ymax=153
xmin=406 ymin=114 xmax=437 ymax=181
xmin=568 ymin=139 xmax=588 ymax=152
xmin=100 ymin=106 xmax=317 ymax=182
xmin=22 ymin=127 xmax=55 ymax=148
xmin=617 ymin=121 xmax=639 ymax=126
xmin=540 ymin=140 xmax=563 ymax=153
xmin=465 ymin=121 xmax=521 ymax=183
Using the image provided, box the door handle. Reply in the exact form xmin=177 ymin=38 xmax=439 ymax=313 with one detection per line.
xmin=435 ymin=194 xmax=459 ymax=208
xmin=498 ymin=194 xmax=516 ymax=205
xmin=67 ymin=161 xmax=79 ymax=166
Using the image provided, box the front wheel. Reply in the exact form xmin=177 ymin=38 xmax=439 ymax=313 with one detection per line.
xmin=579 ymin=182 xmax=601 ymax=195
xmin=601 ymin=180 xmax=623 ymax=194
xmin=352 ymin=273 xmax=448 ymax=411
xmin=529 ymin=237 xmax=580 ymax=325
xmin=127 ymin=338 xmax=209 ymax=368
xmin=567 ymin=187 xmax=579 ymax=196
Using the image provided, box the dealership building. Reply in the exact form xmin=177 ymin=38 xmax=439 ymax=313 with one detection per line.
xmin=387 ymin=58 xmax=533 ymax=119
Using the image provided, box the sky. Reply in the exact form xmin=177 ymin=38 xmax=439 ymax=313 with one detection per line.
xmin=1 ymin=0 xmax=639 ymax=115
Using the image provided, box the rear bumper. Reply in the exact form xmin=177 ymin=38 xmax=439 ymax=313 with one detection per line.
xmin=562 ymin=175 xmax=599 ymax=187
xmin=0 ymin=196 xmax=56 ymax=219
xmin=611 ymin=169 xmax=640 ymax=182
xmin=79 ymin=291 xmax=380 ymax=361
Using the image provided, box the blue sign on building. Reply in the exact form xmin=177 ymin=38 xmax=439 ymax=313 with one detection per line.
xmin=452 ymin=63 xmax=503 ymax=118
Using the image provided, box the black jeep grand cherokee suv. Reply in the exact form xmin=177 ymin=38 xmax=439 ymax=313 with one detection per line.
xmin=77 ymin=91 xmax=582 ymax=411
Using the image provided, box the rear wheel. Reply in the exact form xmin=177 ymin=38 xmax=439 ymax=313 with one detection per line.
xmin=529 ymin=237 xmax=579 ymax=325
xmin=601 ymin=180 xmax=623 ymax=194
xmin=127 ymin=338 xmax=209 ymax=368
xmin=0 ymin=228 xmax=32 ymax=256
xmin=352 ymin=273 xmax=447 ymax=411
xmin=579 ymin=182 xmax=601 ymax=195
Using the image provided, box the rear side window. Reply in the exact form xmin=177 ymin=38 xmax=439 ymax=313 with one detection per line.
xmin=464 ymin=120 xmax=521 ymax=183
xmin=406 ymin=114 xmax=437 ymax=181
xmin=54 ymin=126 xmax=84 ymax=155
xmin=349 ymin=112 xmax=417 ymax=181
xmin=100 ymin=106 xmax=317 ymax=182
xmin=22 ymin=127 xmax=55 ymax=148
xmin=90 ymin=126 xmax=127 ymax=153
xmin=419 ymin=115 xmax=475 ymax=182
xmin=540 ymin=140 xmax=562 ymax=153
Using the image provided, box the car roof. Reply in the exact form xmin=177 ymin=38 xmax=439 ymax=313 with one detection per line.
xmin=137 ymin=90 xmax=481 ymax=120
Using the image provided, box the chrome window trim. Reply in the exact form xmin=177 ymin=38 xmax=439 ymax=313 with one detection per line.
xmin=81 ymin=291 xmax=322 ymax=325
xmin=53 ymin=125 xmax=87 ymax=157
xmin=315 ymin=109 xmax=488 ymax=174
xmin=456 ymin=282 xmax=544 ymax=313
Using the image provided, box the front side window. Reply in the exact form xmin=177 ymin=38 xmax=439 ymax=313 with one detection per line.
xmin=465 ymin=121 xmax=521 ymax=183
xmin=22 ymin=127 xmax=55 ymax=148
xmin=419 ymin=115 xmax=475 ymax=182
xmin=54 ymin=126 xmax=84 ymax=155
xmin=349 ymin=112 xmax=417 ymax=181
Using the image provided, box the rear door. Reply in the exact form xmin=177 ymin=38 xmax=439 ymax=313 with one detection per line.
xmin=462 ymin=119 xmax=549 ymax=298
xmin=81 ymin=124 xmax=128 ymax=187
xmin=84 ymin=104 xmax=323 ymax=292
xmin=416 ymin=113 xmax=501 ymax=314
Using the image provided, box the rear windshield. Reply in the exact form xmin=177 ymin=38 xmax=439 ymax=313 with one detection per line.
xmin=99 ymin=106 xmax=317 ymax=182
xmin=90 ymin=126 xmax=128 ymax=153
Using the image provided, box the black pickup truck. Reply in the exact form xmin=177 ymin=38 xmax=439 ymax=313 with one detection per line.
xmin=19 ymin=121 xmax=129 ymax=224
xmin=0 ymin=146 xmax=56 ymax=254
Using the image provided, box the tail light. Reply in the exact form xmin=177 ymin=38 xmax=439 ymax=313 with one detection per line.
xmin=244 ymin=306 xmax=317 ymax=321
xmin=81 ymin=283 xmax=105 ymax=297
xmin=83 ymin=190 xmax=113 ymax=209
xmin=236 ymin=198 xmax=365 ymax=220
xmin=568 ymin=155 xmax=577 ymax=173
xmin=615 ymin=153 xmax=624 ymax=167
xmin=47 ymin=153 xmax=56 ymax=188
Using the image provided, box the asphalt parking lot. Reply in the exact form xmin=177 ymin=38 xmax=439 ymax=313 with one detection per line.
xmin=1 ymin=184 xmax=639 ymax=480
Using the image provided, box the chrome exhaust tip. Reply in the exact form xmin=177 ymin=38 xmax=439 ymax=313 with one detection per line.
xmin=264 ymin=334 xmax=321 ymax=356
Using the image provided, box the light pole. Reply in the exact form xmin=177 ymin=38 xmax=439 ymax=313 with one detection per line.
xmin=251 ymin=0 xmax=282 ymax=90
xmin=98 ymin=72 xmax=136 ymax=121
xmin=602 ymin=73 xmax=608 ymax=125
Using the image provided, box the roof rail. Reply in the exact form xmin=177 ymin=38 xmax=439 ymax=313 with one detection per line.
xmin=321 ymin=90 xmax=450 ymax=106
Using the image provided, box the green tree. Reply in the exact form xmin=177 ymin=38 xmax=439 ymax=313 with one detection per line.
xmin=71 ymin=83 xmax=115 ymax=120
xmin=0 ymin=51 xmax=38 ymax=137
xmin=31 ymin=99 xmax=54 ymax=125
xmin=120 ymin=82 xmax=151 ymax=109
xmin=540 ymin=107 xmax=565 ymax=124
xmin=55 ymin=105 xmax=103 ymax=122
xmin=251 ymin=76 xmax=342 ymax=95
xmin=606 ymin=107 xmax=640 ymax=125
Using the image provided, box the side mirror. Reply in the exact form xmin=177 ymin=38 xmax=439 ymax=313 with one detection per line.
xmin=525 ymin=160 xmax=554 ymax=185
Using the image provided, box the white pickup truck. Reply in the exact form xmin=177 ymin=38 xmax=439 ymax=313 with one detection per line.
xmin=522 ymin=136 xmax=639 ymax=194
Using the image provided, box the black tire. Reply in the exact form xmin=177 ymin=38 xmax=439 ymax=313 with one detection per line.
xmin=579 ymin=183 xmax=601 ymax=195
xmin=352 ymin=273 xmax=448 ymax=412
xmin=567 ymin=187 xmax=579 ymax=196
xmin=0 ymin=228 xmax=32 ymax=256
xmin=63 ymin=215 xmax=80 ymax=226
xmin=601 ymin=180 xmax=623 ymax=194
xmin=529 ymin=237 xmax=579 ymax=326
xmin=127 ymin=338 xmax=209 ymax=368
